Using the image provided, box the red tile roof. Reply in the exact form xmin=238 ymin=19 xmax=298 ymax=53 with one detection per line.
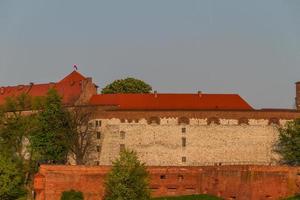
xmin=0 ymin=71 xmax=86 ymax=105
xmin=89 ymin=93 xmax=253 ymax=110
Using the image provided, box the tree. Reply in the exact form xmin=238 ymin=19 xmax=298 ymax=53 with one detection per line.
xmin=275 ymin=119 xmax=300 ymax=165
xmin=29 ymin=89 xmax=72 ymax=164
xmin=104 ymin=149 xmax=150 ymax=200
xmin=68 ymin=106 xmax=97 ymax=165
xmin=0 ymin=154 xmax=26 ymax=200
xmin=101 ymin=78 xmax=152 ymax=94
xmin=61 ymin=190 xmax=83 ymax=200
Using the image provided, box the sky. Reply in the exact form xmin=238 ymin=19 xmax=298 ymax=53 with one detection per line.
xmin=0 ymin=0 xmax=300 ymax=109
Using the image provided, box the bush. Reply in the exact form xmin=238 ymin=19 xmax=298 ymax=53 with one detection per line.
xmin=104 ymin=149 xmax=150 ymax=200
xmin=61 ymin=190 xmax=83 ymax=200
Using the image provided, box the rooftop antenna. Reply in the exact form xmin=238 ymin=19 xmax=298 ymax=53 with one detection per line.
xmin=73 ymin=64 xmax=78 ymax=71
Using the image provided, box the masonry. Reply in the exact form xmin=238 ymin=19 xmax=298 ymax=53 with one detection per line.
xmin=34 ymin=164 xmax=300 ymax=200
xmin=84 ymin=109 xmax=300 ymax=166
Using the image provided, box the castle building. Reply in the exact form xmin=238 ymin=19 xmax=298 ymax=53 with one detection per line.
xmin=2 ymin=70 xmax=300 ymax=166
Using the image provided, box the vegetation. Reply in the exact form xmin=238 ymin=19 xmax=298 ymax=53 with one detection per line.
xmin=275 ymin=119 xmax=300 ymax=165
xmin=29 ymin=89 xmax=71 ymax=164
xmin=284 ymin=195 xmax=300 ymax=200
xmin=68 ymin=106 xmax=97 ymax=165
xmin=61 ymin=190 xmax=84 ymax=200
xmin=104 ymin=149 xmax=150 ymax=200
xmin=151 ymin=194 xmax=222 ymax=200
xmin=101 ymin=77 xmax=152 ymax=94
xmin=0 ymin=154 xmax=26 ymax=200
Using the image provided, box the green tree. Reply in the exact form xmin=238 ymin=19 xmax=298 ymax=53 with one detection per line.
xmin=101 ymin=78 xmax=152 ymax=94
xmin=29 ymin=89 xmax=72 ymax=163
xmin=0 ymin=154 xmax=26 ymax=200
xmin=275 ymin=119 xmax=300 ymax=165
xmin=104 ymin=149 xmax=150 ymax=200
xmin=61 ymin=190 xmax=83 ymax=200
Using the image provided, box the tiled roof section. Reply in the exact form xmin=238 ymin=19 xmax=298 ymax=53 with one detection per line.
xmin=89 ymin=93 xmax=254 ymax=110
xmin=0 ymin=71 xmax=86 ymax=105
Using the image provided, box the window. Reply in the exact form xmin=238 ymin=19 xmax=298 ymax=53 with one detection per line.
xmin=182 ymin=156 xmax=187 ymax=163
xmin=96 ymin=145 xmax=101 ymax=152
xmin=120 ymin=131 xmax=125 ymax=139
xmin=120 ymin=144 xmax=125 ymax=152
xmin=182 ymin=127 xmax=186 ymax=133
xmin=182 ymin=137 xmax=186 ymax=147
xmin=95 ymin=161 xmax=100 ymax=166
xmin=178 ymin=174 xmax=184 ymax=181
xmin=97 ymin=132 xmax=101 ymax=139
xmin=95 ymin=120 xmax=102 ymax=127
xmin=148 ymin=116 xmax=160 ymax=125
xmin=160 ymin=175 xmax=166 ymax=179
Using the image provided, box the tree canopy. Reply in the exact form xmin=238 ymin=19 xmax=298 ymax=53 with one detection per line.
xmin=29 ymin=89 xmax=72 ymax=164
xmin=275 ymin=119 xmax=300 ymax=166
xmin=104 ymin=149 xmax=150 ymax=200
xmin=101 ymin=77 xmax=152 ymax=94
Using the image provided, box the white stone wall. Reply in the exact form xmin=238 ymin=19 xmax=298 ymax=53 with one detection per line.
xmin=90 ymin=118 xmax=287 ymax=166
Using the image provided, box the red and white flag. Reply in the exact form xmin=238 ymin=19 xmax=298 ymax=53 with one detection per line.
xmin=73 ymin=64 xmax=78 ymax=70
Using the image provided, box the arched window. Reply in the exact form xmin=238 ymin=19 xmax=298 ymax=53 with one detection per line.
xmin=238 ymin=118 xmax=249 ymax=125
xmin=207 ymin=117 xmax=220 ymax=125
xmin=269 ymin=118 xmax=279 ymax=126
xmin=148 ymin=116 xmax=160 ymax=125
xmin=178 ymin=117 xmax=190 ymax=125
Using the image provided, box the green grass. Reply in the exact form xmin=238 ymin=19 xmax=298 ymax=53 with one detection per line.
xmin=151 ymin=194 xmax=222 ymax=200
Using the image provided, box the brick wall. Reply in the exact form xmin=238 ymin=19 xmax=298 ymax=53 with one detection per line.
xmin=34 ymin=165 xmax=300 ymax=200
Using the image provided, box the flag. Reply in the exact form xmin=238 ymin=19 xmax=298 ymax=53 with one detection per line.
xmin=73 ymin=64 xmax=78 ymax=70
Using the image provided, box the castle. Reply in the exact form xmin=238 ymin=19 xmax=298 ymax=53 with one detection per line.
xmin=2 ymin=70 xmax=300 ymax=166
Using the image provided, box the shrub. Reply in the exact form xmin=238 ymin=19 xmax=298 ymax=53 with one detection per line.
xmin=61 ymin=190 xmax=83 ymax=200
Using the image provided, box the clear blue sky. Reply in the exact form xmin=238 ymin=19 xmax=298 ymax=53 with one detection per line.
xmin=1 ymin=0 xmax=300 ymax=109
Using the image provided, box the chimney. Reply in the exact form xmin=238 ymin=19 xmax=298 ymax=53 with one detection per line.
xmin=154 ymin=90 xmax=158 ymax=98
xmin=197 ymin=91 xmax=202 ymax=97
xmin=296 ymin=82 xmax=300 ymax=110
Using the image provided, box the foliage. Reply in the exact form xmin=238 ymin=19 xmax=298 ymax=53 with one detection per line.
xmin=29 ymin=89 xmax=72 ymax=164
xmin=152 ymin=195 xmax=222 ymax=200
xmin=104 ymin=149 xmax=150 ymax=200
xmin=101 ymin=77 xmax=152 ymax=94
xmin=284 ymin=195 xmax=300 ymax=200
xmin=61 ymin=190 xmax=84 ymax=200
xmin=68 ymin=106 xmax=97 ymax=165
xmin=275 ymin=119 xmax=300 ymax=165
xmin=0 ymin=154 xmax=26 ymax=200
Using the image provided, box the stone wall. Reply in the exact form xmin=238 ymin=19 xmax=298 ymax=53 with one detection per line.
xmin=34 ymin=165 xmax=300 ymax=200
xmin=87 ymin=116 xmax=286 ymax=166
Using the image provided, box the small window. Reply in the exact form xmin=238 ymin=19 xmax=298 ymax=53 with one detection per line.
xmin=182 ymin=137 xmax=186 ymax=147
xmin=96 ymin=145 xmax=101 ymax=152
xmin=96 ymin=132 xmax=101 ymax=139
xmin=182 ymin=127 xmax=186 ymax=133
xmin=120 ymin=119 xmax=126 ymax=123
xmin=178 ymin=174 xmax=184 ymax=181
xmin=120 ymin=144 xmax=125 ymax=152
xmin=160 ymin=175 xmax=166 ymax=179
xmin=120 ymin=131 xmax=125 ymax=139
xmin=95 ymin=161 xmax=100 ymax=166
xmin=182 ymin=156 xmax=186 ymax=163
xmin=269 ymin=118 xmax=279 ymax=126
xmin=95 ymin=120 xmax=102 ymax=127
xmin=178 ymin=117 xmax=190 ymax=125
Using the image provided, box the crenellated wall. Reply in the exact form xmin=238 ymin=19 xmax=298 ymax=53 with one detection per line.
xmin=34 ymin=165 xmax=300 ymax=200
xmin=85 ymin=114 xmax=290 ymax=166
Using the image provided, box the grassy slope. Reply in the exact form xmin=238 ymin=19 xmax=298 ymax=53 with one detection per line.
xmin=151 ymin=194 xmax=222 ymax=200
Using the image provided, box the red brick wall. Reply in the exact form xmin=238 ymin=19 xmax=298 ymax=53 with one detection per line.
xmin=34 ymin=165 xmax=300 ymax=200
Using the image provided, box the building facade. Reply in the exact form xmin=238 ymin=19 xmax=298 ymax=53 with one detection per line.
xmin=2 ymin=70 xmax=300 ymax=166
